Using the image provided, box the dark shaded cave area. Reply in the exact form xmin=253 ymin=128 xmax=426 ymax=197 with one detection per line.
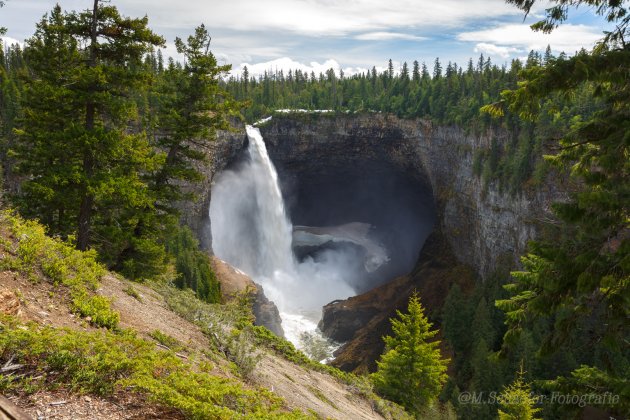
xmin=273 ymin=157 xmax=437 ymax=293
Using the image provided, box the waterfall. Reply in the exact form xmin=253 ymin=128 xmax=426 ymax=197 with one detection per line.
xmin=210 ymin=125 xmax=354 ymax=353
xmin=242 ymin=125 xmax=296 ymax=278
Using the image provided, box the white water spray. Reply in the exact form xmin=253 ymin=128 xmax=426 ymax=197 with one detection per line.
xmin=210 ymin=125 xmax=356 ymax=353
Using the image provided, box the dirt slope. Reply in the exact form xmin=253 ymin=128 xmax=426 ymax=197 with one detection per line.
xmin=1 ymin=268 xmax=383 ymax=419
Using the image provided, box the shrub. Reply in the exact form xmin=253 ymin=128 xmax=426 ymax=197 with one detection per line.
xmin=0 ymin=316 xmax=305 ymax=419
xmin=0 ymin=211 xmax=118 ymax=329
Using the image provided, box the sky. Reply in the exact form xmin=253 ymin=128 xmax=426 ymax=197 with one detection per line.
xmin=0 ymin=0 xmax=613 ymax=78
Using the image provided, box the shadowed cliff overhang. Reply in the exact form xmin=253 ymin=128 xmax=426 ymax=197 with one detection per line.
xmin=256 ymin=115 xmax=437 ymax=293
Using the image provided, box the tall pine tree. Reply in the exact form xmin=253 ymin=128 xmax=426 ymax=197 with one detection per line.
xmin=151 ymin=24 xmax=236 ymax=210
xmin=13 ymin=2 xmax=165 ymax=267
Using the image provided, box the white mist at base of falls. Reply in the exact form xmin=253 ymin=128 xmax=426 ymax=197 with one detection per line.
xmin=210 ymin=125 xmax=364 ymax=358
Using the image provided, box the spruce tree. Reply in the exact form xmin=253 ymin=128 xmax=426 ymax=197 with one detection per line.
xmin=492 ymin=0 xmax=629 ymax=408
xmin=13 ymin=2 xmax=165 ymax=265
xmin=433 ymin=58 xmax=443 ymax=79
xmin=412 ymin=60 xmax=420 ymax=83
xmin=151 ymin=24 xmax=235 ymax=210
xmin=372 ymin=293 xmax=449 ymax=414
xmin=498 ymin=366 xmax=541 ymax=420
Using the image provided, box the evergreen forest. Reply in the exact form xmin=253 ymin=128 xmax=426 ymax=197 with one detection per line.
xmin=0 ymin=0 xmax=627 ymax=419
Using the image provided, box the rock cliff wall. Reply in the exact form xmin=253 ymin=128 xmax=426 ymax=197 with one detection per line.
xmin=186 ymin=112 xmax=562 ymax=280
xmin=182 ymin=113 xmax=564 ymax=366
xmin=256 ymin=113 xmax=563 ymax=280
xmin=176 ymin=125 xmax=247 ymax=250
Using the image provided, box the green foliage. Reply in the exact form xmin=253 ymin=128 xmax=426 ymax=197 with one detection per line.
xmin=0 ymin=211 xmax=118 ymax=329
xmin=505 ymin=0 xmax=629 ymax=47
xmin=495 ymin=2 xmax=630 ymax=418
xmin=228 ymin=54 xmax=518 ymax=130
xmin=0 ymin=316 xmax=306 ymax=419
xmin=149 ymin=330 xmax=183 ymax=352
xmin=226 ymin=327 xmax=262 ymax=379
xmin=149 ymin=24 xmax=238 ymax=210
xmin=1 ymin=3 xmax=240 ymax=284
xmin=123 ymin=284 xmax=142 ymax=301
xmin=547 ymin=365 xmax=629 ymax=416
xmin=0 ymin=2 xmax=5 ymax=35
xmin=11 ymin=2 xmax=165 ymax=270
xmin=72 ymin=292 xmax=120 ymax=330
xmin=155 ymin=285 xmax=262 ymax=379
xmin=166 ymin=226 xmax=221 ymax=303
xmin=495 ymin=52 xmax=630 ymax=394
xmin=497 ymin=366 xmax=541 ymax=420
xmin=251 ymin=325 xmax=312 ymax=367
xmin=372 ymin=293 xmax=449 ymax=414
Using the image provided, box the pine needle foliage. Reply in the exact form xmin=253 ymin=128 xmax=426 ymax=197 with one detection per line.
xmin=498 ymin=365 xmax=541 ymax=420
xmin=372 ymin=293 xmax=449 ymax=414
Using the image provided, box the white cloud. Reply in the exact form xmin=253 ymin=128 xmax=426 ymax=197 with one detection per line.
xmin=113 ymin=0 xmax=520 ymax=37
xmin=231 ymin=57 xmax=379 ymax=79
xmin=458 ymin=23 xmax=602 ymax=55
xmin=355 ymin=32 xmax=427 ymax=41
xmin=0 ymin=0 xmax=610 ymax=72
xmin=474 ymin=42 xmax=521 ymax=58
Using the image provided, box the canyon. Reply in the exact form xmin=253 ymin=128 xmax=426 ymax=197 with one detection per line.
xmin=183 ymin=112 xmax=565 ymax=371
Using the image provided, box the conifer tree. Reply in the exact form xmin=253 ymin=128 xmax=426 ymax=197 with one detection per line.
xmin=401 ymin=61 xmax=409 ymax=81
xmin=433 ymin=57 xmax=443 ymax=79
xmin=492 ymin=0 xmax=629 ymax=407
xmin=412 ymin=60 xmax=420 ymax=83
xmin=0 ymin=1 xmax=5 ymax=35
xmin=13 ymin=2 xmax=164 ymax=260
xmin=498 ymin=365 xmax=541 ymax=420
xmin=151 ymin=24 xmax=235 ymax=210
xmin=372 ymin=293 xmax=449 ymax=414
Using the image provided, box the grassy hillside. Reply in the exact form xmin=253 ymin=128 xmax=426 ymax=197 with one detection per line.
xmin=0 ymin=210 xmax=411 ymax=419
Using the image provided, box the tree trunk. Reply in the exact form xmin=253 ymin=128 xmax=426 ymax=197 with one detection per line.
xmin=76 ymin=0 xmax=99 ymax=251
xmin=77 ymin=183 xmax=93 ymax=251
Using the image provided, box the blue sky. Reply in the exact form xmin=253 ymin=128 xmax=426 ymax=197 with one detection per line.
xmin=0 ymin=0 xmax=613 ymax=77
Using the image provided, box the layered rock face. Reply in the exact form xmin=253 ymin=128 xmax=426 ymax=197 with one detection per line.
xmin=183 ymin=113 xmax=563 ymax=370
xmin=257 ymin=113 xmax=562 ymax=280
xmin=176 ymin=124 xmax=247 ymax=250
xmin=323 ymin=232 xmax=476 ymax=373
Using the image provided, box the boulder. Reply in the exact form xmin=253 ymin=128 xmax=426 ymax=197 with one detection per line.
xmin=251 ymin=286 xmax=284 ymax=337
xmin=0 ymin=288 xmax=20 ymax=316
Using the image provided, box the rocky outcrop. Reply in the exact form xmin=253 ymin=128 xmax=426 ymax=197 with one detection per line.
xmin=211 ymin=257 xmax=284 ymax=337
xmin=0 ymin=288 xmax=20 ymax=316
xmin=318 ymin=300 xmax=379 ymax=343
xmin=320 ymin=232 xmax=475 ymax=373
xmin=251 ymin=289 xmax=284 ymax=338
xmin=176 ymin=124 xmax=247 ymax=251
